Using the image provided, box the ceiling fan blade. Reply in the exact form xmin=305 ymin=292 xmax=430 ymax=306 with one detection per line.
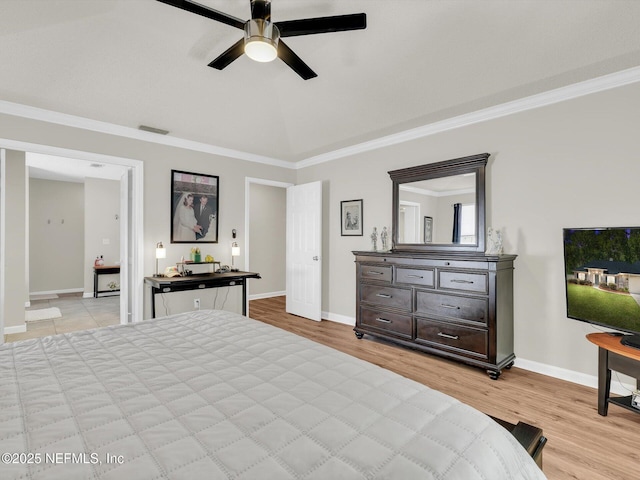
xmin=277 ymin=40 xmax=317 ymax=80
xmin=157 ymin=0 xmax=245 ymax=30
xmin=208 ymin=38 xmax=245 ymax=70
xmin=276 ymin=13 xmax=366 ymax=37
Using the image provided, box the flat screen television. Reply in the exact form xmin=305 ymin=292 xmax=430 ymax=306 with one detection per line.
xmin=563 ymin=227 xmax=640 ymax=349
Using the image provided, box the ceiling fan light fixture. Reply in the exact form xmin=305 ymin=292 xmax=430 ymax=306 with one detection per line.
xmin=244 ymin=19 xmax=279 ymax=62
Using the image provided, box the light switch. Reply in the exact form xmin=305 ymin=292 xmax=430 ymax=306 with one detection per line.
xmin=103 ymin=238 xmax=110 ymax=245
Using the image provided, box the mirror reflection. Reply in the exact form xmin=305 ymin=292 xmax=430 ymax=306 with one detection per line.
xmin=398 ymin=173 xmax=476 ymax=245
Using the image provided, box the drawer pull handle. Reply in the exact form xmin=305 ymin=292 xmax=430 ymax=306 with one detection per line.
xmin=375 ymin=317 xmax=392 ymax=324
xmin=407 ymin=274 xmax=424 ymax=279
xmin=376 ymin=293 xmax=392 ymax=298
xmin=438 ymin=332 xmax=460 ymax=340
xmin=366 ymin=271 xmax=384 ymax=275
xmin=451 ymin=279 xmax=473 ymax=284
xmin=440 ymin=304 xmax=460 ymax=310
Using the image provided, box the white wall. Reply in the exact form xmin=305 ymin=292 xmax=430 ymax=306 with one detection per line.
xmin=84 ymin=178 xmax=120 ymax=295
xmin=297 ymin=80 xmax=640 ymax=383
xmin=0 ymin=116 xmax=297 ymax=321
xmin=2 ymin=78 xmax=640 ymax=386
xmin=249 ymin=183 xmax=286 ymax=297
xmin=29 ymin=178 xmax=84 ymax=293
xmin=2 ymin=150 xmax=27 ymax=329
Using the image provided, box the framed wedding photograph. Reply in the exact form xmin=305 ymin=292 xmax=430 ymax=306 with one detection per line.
xmin=424 ymin=216 xmax=433 ymax=243
xmin=171 ymin=170 xmax=219 ymax=244
xmin=341 ymin=199 xmax=363 ymax=236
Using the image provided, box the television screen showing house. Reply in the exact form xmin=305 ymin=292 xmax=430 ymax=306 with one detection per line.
xmin=563 ymin=227 xmax=640 ymax=333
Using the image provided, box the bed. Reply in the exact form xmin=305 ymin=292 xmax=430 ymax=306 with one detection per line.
xmin=0 ymin=309 xmax=546 ymax=479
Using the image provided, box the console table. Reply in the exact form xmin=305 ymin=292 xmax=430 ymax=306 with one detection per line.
xmin=93 ymin=265 xmax=120 ymax=298
xmin=587 ymin=332 xmax=640 ymax=416
xmin=144 ymin=271 xmax=261 ymax=318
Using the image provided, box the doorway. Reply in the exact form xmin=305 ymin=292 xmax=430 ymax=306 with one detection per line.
xmin=399 ymin=200 xmax=421 ymax=243
xmin=245 ymin=178 xmax=292 ymax=314
xmin=0 ymin=139 xmax=144 ymax=342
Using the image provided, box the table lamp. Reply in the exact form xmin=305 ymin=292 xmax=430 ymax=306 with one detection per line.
xmin=155 ymin=242 xmax=166 ymax=277
xmin=231 ymin=242 xmax=240 ymax=272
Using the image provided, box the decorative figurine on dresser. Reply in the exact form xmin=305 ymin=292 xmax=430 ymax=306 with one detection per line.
xmin=353 ymin=153 xmax=517 ymax=380
xmin=381 ymin=226 xmax=389 ymax=251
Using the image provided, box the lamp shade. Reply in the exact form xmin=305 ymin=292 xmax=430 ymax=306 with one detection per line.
xmin=231 ymin=242 xmax=240 ymax=257
xmin=244 ymin=19 xmax=279 ymax=63
xmin=156 ymin=242 xmax=166 ymax=259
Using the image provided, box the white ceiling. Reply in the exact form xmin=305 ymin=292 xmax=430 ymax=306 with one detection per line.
xmin=26 ymin=153 xmax=127 ymax=182
xmin=2 ymin=0 xmax=640 ymax=165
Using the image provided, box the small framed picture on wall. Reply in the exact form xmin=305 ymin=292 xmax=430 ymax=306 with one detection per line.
xmin=341 ymin=199 xmax=363 ymax=236
xmin=171 ymin=170 xmax=219 ymax=243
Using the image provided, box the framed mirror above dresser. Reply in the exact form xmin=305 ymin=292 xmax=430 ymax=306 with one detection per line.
xmin=353 ymin=153 xmax=517 ymax=379
xmin=390 ymin=153 xmax=487 ymax=253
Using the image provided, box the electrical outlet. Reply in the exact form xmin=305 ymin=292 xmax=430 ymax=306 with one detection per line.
xmin=194 ymin=298 xmax=200 ymax=310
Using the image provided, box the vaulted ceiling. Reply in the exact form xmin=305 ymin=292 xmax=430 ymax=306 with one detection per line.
xmin=2 ymin=0 xmax=640 ymax=164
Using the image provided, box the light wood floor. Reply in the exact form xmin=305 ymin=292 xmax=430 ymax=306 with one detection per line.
xmin=4 ymin=293 xmax=120 ymax=343
xmin=249 ymin=296 xmax=640 ymax=480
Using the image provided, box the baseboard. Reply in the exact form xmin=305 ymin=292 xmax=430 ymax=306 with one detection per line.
xmin=318 ymin=313 xmax=634 ymax=395
xmin=323 ymin=311 xmax=355 ymax=326
xmin=248 ymin=291 xmax=286 ymax=301
xmin=30 ymin=288 xmax=84 ymax=296
xmin=83 ymin=292 xmax=94 ymax=299
xmin=4 ymin=324 xmax=27 ymax=335
xmin=515 ymin=357 xmax=634 ymax=396
xmin=247 ymin=296 xmax=637 ymax=394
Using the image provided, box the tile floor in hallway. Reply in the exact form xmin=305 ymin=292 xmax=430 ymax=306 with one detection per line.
xmin=4 ymin=293 xmax=121 ymax=343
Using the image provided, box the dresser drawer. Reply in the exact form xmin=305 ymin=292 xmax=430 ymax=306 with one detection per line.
xmin=438 ymin=270 xmax=488 ymax=294
xmin=360 ymin=285 xmax=412 ymax=312
xmin=396 ymin=267 xmax=434 ymax=287
xmin=415 ymin=318 xmax=488 ymax=358
xmin=359 ymin=264 xmax=392 ymax=283
xmin=360 ymin=307 xmax=412 ymax=338
xmin=415 ymin=290 xmax=488 ymax=324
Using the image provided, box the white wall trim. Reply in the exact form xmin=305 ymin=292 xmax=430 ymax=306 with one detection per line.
xmin=0 ymin=100 xmax=294 ymax=170
xmin=515 ymin=357 xmax=634 ymax=396
xmin=2 ymin=67 xmax=640 ymax=171
xmin=30 ymin=288 xmax=84 ymax=296
xmin=0 ymin=138 xmax=144 ymax=324
xmin=245 ymin=177 xmax=293 ymax=314
xmin=4 ymin=324 xmax=26 ymax=335
xmin=295 ymin=65 xmax=640 ymax=168
xmin=323 ymin=311 xmax=355 ymax=326
xmin=248 ymin=291 xmax=286 ymax=301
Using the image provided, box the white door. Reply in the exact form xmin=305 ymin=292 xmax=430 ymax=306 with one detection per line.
xmin=286 ymin=181 xmax=322 ymax=321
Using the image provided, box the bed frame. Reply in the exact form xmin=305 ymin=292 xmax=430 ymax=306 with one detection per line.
xmin=492 ymin=416 xmax=547 ymax=469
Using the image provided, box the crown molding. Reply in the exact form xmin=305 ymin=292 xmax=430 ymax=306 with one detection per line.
xmin=295 ymin=65 xmax=640 ymax=169
xmin=0 ymin=100 xmax=294 ymax=170
xmin=2 ymin=66 xmax=640 ymax=170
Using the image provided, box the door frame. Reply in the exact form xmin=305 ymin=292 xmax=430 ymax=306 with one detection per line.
xmin=0 ymin=138 xmax=144 ymax=337
xmin=244 ymin=177 xmax=293 ymax=313
xmin=399 ymin=200 xmax=421 ymax=244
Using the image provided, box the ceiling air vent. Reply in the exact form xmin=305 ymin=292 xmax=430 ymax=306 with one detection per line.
xmin=138 ymin=125 xmax=169 ymax=135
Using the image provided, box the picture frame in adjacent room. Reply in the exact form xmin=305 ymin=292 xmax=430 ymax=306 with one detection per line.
xmin=341 ymin=199 xmax=363 ymax=236
xmin=424 ymin=216 xmax=433 ymax=243
xmin=171 ymin=169 xmax=219 ymax=243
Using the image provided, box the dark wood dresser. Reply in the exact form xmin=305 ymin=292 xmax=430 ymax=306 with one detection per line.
xmin=353 ymin=250 xmax=516 ymax=379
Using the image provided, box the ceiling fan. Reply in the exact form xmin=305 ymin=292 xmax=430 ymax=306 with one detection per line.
xmin=157 ymin=0 xmax=367 ymax=80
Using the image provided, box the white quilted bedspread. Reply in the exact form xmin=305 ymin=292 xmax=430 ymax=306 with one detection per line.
xmin=0 ymin=309 xmax=546 ymax=479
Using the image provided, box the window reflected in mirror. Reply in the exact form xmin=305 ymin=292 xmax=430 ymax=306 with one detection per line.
xmin=398 ymin=173 xmax=476 ymax=245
